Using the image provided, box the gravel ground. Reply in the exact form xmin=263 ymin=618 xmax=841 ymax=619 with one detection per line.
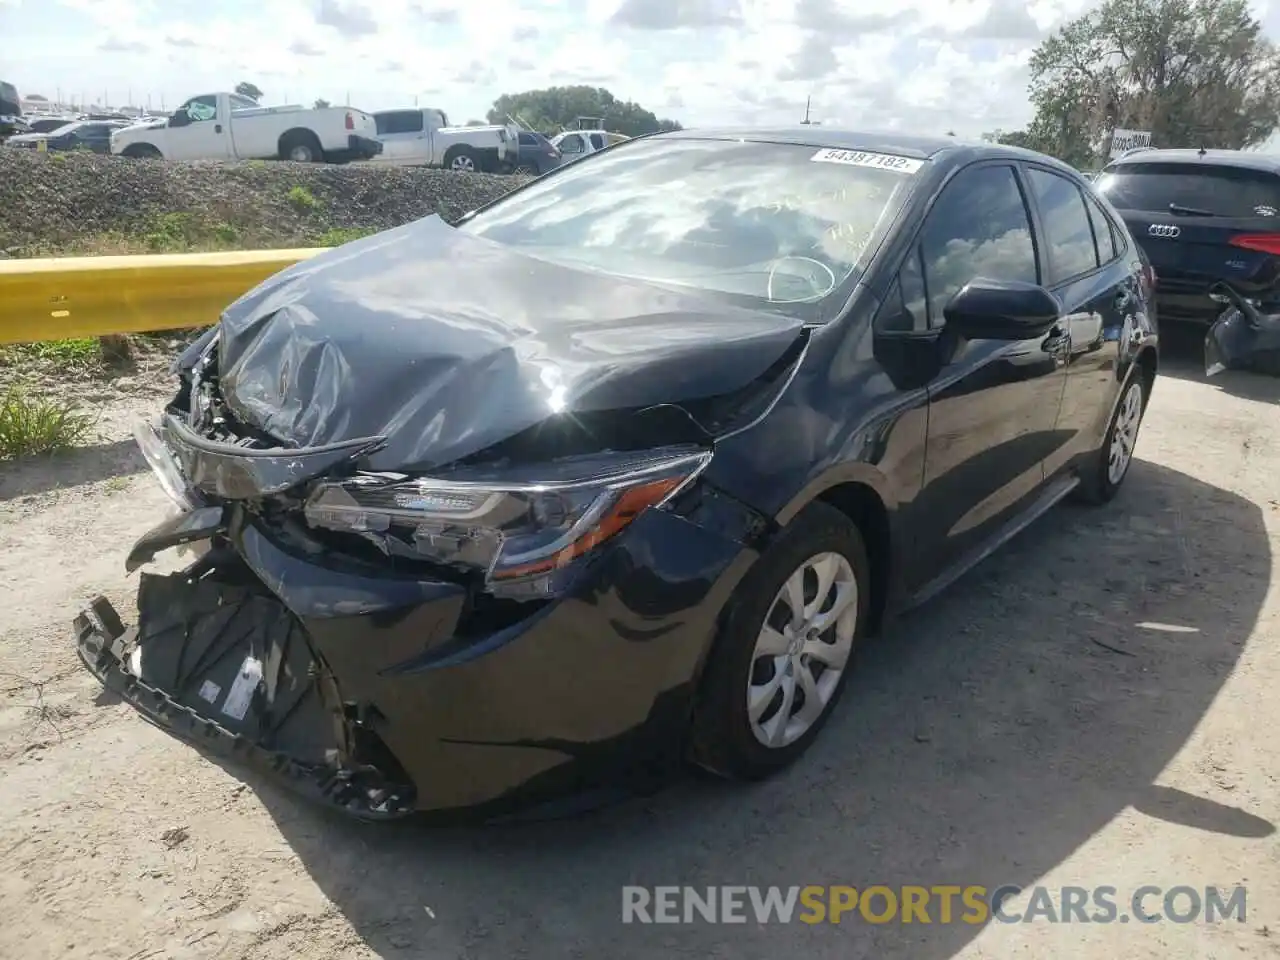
xmin=0 ymin=334 xmax=1277 ymax=959
xmin=0 ymin=149 xmax=523 ymax=255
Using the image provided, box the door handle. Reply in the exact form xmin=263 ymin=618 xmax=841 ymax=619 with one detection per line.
xmin=215 ymin=124 xmax=223 ymax=133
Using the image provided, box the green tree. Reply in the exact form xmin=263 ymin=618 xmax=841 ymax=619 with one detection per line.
xmin=487 ymin=86 xmax=682 ymax=137
xmin=313 ymin=98 xmax=331 ymax=109
xmin=234 ymin=81 xmax=264 ymax=102
xmin=981 ymin=128 xmax=1037 ymax=150
xmin=993 ymin=0 xmax=1280 ymax=167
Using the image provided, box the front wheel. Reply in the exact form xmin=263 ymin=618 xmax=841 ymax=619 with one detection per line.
xmin=690 ymin=501 xmax=869 ymax=780
xmin=1075 ymin=372 xmax=1148 ymax=505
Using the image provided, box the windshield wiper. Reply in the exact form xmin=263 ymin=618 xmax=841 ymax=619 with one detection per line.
xmin=1168 ymin=202 xmax=1218 ymax=217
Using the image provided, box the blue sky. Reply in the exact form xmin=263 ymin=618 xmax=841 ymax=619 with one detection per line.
xmin=1 ymin=0 xmax=1277 ymax=143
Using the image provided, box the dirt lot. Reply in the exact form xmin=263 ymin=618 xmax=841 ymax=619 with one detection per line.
xmin=0 ymin=337 xmax=1277 ymax=960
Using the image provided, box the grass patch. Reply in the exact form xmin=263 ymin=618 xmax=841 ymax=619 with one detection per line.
xmin=288 ymin=185 xmax=319 ymax=211
xmin=15 ymin=337 xmax=101 ymax=365
xmin=0 ymin=387 xmax=94 ymax=458
xmin=315 ymin=226 xmax=376 ymax=246
xmin=142 ymin=212 xmax=241 ymax=252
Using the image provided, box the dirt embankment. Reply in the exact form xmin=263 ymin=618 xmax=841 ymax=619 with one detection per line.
xmin=0 ymin=149 xmax=523 ymax=256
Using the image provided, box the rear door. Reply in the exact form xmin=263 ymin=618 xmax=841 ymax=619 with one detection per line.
xmin=372 ymin=109 xmax=426 ymax=166
xmin=75 ymin=123 xmax=117 ymax=153
xmin=1022 ymin=164 xmax=1135 ymax=479
xmin=1095 ymin=161 xmax=1280 ymax=322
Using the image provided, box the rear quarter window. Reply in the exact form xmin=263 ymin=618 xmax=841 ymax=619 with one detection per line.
xmin=1097 ymin=162 xmax=1280 ymax=219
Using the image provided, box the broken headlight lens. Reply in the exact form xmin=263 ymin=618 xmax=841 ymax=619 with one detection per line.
xmin=302 ymin=447 xmax=712 ymax=590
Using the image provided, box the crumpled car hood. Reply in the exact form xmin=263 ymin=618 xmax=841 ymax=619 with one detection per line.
xmin=216 ymin=215 xmax=805 ymax=472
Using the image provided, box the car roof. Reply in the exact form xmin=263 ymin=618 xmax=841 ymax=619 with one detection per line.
xmin=1105 ymin=148 xmax=1280 ymax=175
xmin=648 ymin=126 xmax=1083 ymax=175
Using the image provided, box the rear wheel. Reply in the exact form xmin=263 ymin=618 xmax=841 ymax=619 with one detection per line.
xmin=1075 ymin=371 xmax=1148 ymax=505
xmin=444 ymin=145 xmax=478 ymax=172
xmin=690 ymin=501 xmax=869 ymax=780
xmin=280 ymin=131 xmax=323 ymax=163
xmin=514 ymin=162 xmax=538 ymax=176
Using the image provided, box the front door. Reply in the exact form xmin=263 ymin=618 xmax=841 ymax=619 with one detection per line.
xmin=166 ymin=96 xmax=230 ymax=161
xmin=905 ymin=162 xmax=1067 ymax=590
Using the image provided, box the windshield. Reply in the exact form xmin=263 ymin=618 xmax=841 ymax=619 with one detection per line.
xmin=45 ymin=122 xmax=81 ymax=137
xmin=458 ymin=137 xmax=919 ymax=316
xmin=1096 ymin=162 xmax=1280 ymax=218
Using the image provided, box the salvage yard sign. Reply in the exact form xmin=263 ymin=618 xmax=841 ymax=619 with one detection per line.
xmin=1109 ymin=129 xmax=1152 ymax=159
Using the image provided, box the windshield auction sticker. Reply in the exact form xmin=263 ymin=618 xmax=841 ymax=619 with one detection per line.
xmin=810 ymin=148 xmax=924 ymax=173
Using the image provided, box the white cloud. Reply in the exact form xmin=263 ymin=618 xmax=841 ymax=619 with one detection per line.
xmin=1 ymin=0 xmax=1204 ymax=135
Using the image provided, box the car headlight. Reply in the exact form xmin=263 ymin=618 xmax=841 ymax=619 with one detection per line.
xmin=303 ymin=446 xmax=711 ymax=595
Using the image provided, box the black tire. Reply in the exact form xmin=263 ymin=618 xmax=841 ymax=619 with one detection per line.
xmin=1074 ymin=368 xmax=1149 ymax=505
xmin=279 ymin=131 xmax=324 ymax=163
xmin=443 ymin=145 xmax=478 ymax=173
xmin=122 ymin=143 xmax=162 ymax=159
xmin=690 ymin=501 xmax=871 ymax=780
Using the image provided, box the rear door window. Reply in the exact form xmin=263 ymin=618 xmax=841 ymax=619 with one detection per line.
xmin=1026 ymin=168 xmax=1099 ymax=283
xmin=1096 ymin=163 xmax=1280 ymax=219
xmin=589 ymin=133 xmax=606 ymax=150
xmin=1084 ymin=193 xmax=1118 ymax=263
xmin=375 ymin=110 xmax=423 ymax=136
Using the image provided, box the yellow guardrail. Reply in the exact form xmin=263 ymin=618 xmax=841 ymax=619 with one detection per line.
xmin=0 ymin=249 xmax=327 ymax=345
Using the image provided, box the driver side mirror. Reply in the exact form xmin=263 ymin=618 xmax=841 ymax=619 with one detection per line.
xmin=169 ymin=109 xmax=191 ymax=127
xmin=942 ymin=279 xmax=1061 ymax=340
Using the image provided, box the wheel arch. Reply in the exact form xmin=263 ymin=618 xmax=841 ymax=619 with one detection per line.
xmin=122 ymin=141 xmax=162 ymax=158
xmin=278 ymin=127 xmax=323 ymax=158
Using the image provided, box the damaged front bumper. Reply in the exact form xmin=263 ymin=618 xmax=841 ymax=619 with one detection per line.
xmin=74 ymin=488 xmax=761 ymax=822
xmin=1205 ymin=284 xmax=1280 ymax=378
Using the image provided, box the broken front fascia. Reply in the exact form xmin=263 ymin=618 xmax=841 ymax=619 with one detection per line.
xmin=149 ymin=313 xmax=804 ymax=602
xmin=1205 ymin=287 xmax=1280 ymax=377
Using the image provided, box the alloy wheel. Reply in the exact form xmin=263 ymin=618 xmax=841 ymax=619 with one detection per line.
xmin=747 ymin=552 xmax=858 ymax=749
xmin=451 ymin=155 xmax=476 ymax=172
xmin=1107 ymin=381 xmax=1144 ymax=485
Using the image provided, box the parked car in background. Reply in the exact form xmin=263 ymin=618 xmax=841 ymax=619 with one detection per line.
xmin=110 ymin=92 xmax=381 ymax=163
xmin=1095 ymin=148 xmax=1280 ymax=326
xmin=26 ymin=116 xmax=80 ymax=134
xmin=370 ymin=108 xmax=517 ymax=172
xmin=0 ymin=81 xmax=25 ymax=142
xmin=513 ymin=130 xmax=562 ymax=175
xmin=76 ymin=129 xmax=1158 ymax=823
xmin=4 ymin=119 xmax=130 ymax=153
xmin=550 ymin=129 xmax=609 ymax=164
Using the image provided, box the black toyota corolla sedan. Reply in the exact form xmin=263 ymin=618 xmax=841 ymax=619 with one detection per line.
xmin=75 ymin=129 xmax=1159 ymax=822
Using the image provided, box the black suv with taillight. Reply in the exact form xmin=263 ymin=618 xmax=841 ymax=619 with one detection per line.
xmin=1095 ymin=148 xmax=1280 ymax=324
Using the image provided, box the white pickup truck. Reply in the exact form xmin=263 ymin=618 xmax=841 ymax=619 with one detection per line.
xmin=109 ymin=92 xmax=382 ymax=163
xmin=370 ymin=108 xmax=518 ymax=172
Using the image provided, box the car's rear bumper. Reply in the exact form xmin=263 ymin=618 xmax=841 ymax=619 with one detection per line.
xmin=74 ymin=495 xmax=758 ymax=822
